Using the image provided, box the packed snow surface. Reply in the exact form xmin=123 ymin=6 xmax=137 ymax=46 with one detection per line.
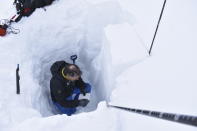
xmin=0 ymin=0 xmax=197 ymax=131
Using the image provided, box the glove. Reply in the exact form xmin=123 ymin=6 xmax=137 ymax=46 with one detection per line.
xmin=78 ymin=99 xmax=89 ymax=107
xmin=81 ymin=90 xmax=86 ymax=96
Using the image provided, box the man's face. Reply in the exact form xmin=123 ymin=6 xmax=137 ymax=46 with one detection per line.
xmin=66 ymin=65 xmax=80 ymax=81
xmin=65 ymin=71 xmax=80 ymax=81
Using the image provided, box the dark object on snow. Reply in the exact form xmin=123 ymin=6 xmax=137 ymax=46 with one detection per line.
xmin=108 ymin=104 xmax=197 ymax=127
xmin=0 ymin=24 xmax=8 ymax=36
xmin=16 ymin=64 xmax=20 ymax=94
xmin=149 ymin=0 xmax=167 ymax=55
xmin=0 ymin=19 xmax=20 ymax=36
xmin=14 ymin=0 xmax=55 ymax=22
xmin=50 ymin=61 xmax=91 ymax=115
xmin=0 ymin=20 xmax=9 ymax=36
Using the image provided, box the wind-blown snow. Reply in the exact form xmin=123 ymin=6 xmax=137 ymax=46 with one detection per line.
xmin=0 ymin=0 xmax=197 ymax=131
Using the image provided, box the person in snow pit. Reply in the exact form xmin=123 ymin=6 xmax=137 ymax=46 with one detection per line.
xmin=50 ymin=61 xmax=91 ymax=116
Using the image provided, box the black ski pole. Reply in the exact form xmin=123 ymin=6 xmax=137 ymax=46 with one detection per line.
xmin=108 ymin=104 xmax=197 ymax=127
xmin=149 ymin=0 xmax=167 ymax=55
xmin=16 ymin=64 xmax=20 ymax=94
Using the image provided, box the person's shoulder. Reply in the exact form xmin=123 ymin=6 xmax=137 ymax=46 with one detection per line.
xmin=50 ymin=61 xmax=68 ymax=76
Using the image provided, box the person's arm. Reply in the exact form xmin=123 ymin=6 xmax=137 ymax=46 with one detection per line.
xmin=76 ymin=77 xmax=86 ymax=96
xmin=50 ymin=77 xmax=79 ymax=108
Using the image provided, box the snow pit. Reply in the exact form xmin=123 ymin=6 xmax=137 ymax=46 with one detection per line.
xmin=30 ymin=45 xmax=112 ymax=116
xmin=15 ymin=0 xmax=124 ymax=116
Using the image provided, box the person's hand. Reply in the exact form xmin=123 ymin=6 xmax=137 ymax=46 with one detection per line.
xmin=78 ymin=99 xmax=89 ymax=107
xmin=82 ymin=90 xmax=86 ymax=96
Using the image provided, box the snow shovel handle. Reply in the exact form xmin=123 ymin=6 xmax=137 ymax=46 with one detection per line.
xmin=70 ymin=55 xmax=77 ymax=64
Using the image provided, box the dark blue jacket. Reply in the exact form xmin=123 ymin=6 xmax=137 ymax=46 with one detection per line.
xmin=50 ymin=61 xmax=86 ymax=108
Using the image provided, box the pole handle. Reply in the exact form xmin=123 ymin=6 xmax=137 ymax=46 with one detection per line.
xmin=16 ymin=64 xmax=20 ymax=94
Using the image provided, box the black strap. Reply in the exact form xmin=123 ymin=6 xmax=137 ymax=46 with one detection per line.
xmin=0 ymin=19 xmax=20 ymax=35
